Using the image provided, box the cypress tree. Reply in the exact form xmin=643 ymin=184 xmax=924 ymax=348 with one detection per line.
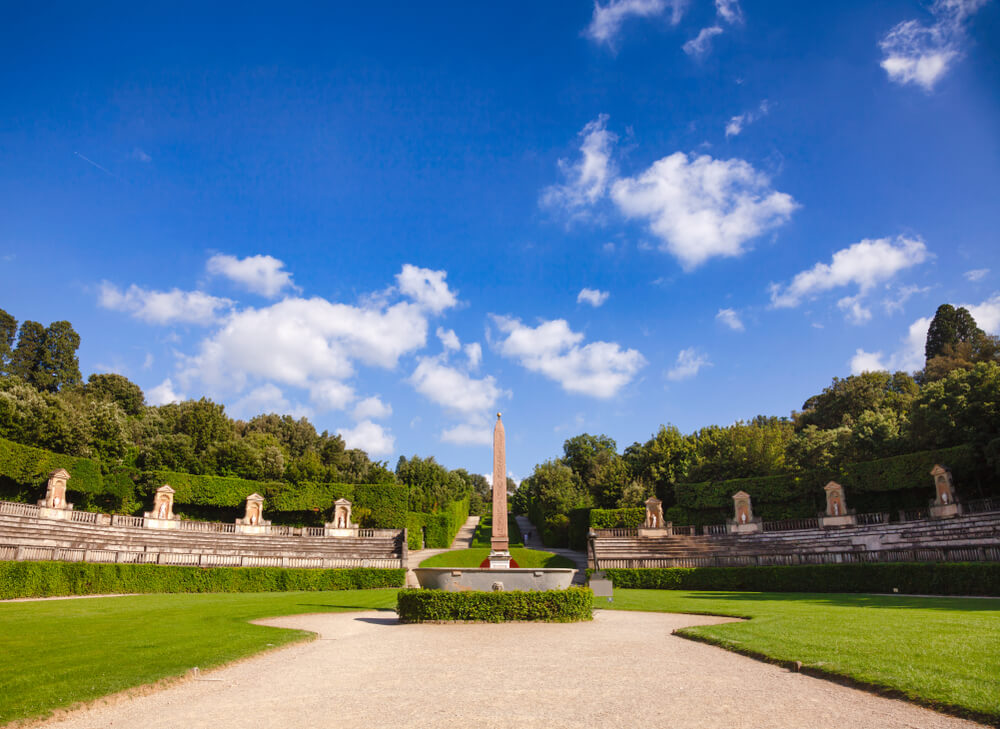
xmin=9 ymin=320 xmax=46 ymax=385
xmin=0 ymin=308 xmax=16 ymax=375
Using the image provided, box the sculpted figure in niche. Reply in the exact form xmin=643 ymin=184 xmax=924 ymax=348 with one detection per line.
xmin=248 ymin=505 xmax=259 ymax=526
xmin=158 ymin=500 xmax=168 ymax=518
xmin=831 ymin=497 xmax=841 ymax=516
xmin=738 ymin=505 xmax=749 ymax=524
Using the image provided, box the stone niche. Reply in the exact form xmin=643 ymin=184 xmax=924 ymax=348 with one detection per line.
xmin=726 ymin=490 xmax=762 ymax=534
xmin=929 ymin=464 xmax=962 ymax=518
xmin=819 ymin=481 xmax=856 ymax=528
xmin=235 ymin=493 xmax=271 ymax=534
xmin=638 ymin=496 xmax=668 ymax=537
xmin=144 ymin=485 xmax=179 ymax=529
xmin=37 ymin=468 xmax=74 ymax=520
xmin=325 ymin=498 xmax=358 ymax=537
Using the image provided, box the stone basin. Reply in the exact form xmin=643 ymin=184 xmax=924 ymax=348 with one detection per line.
xmin=413 ymin=567 xmax=576 ymax=592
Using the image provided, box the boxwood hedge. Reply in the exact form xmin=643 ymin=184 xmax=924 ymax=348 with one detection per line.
xmin=594 ymin=562 xmax=1000 ymax=596
xmin=396 ymin=586 xmax=593 ymax=622
xmin=0 ymin=561 xmax=405 ymax=599
xmin=406 ymin=496 xmax=470 ymax=549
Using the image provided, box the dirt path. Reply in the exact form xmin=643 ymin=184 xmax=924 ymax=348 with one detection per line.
xmin=32 ymin=610 xmax=986 ymax=729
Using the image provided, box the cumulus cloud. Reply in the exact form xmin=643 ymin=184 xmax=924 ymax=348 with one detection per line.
xmin=879 ymin=0 xmax=989 ymax=91
xmin=726 ymin=100 xmax=769 ymax=138
xmin=409 ymin=356 xmax=504 ymax=416
xmin=148 ymin=378 xmax=184 ymax=406
xmin=352 ymin=396 xmax=392 ymax=421
xmin=441 ymin=420 xmax=493 ymax=446
xmin=716 ymin=308 xmax=744 ymax=331
xmin=206 ymin=254 xmax=296 ymax=298
xmin=464 ymin=342 xmax=483 ymax=369
xmin=715 ymin=0 xmax=743 ymax=24
xmin=584 ymin=0 xmax=686 ymax=46
xmin=837 ymin=295 xmax=873 ymax=325
xmin=611 ymin=152 xmax=797 ymax=270
xmin=99 ymin=282 xmax=232 ymax=325
xmin=338 ymin=420 xmax=394 ymax=457
xmin=309 ymin=380 xmax=356 ymax=412
xmin=541 ymin=115 xmax=617 ymax=215
xmin=231 ymin=383 xmax=310 ymax=419
xmin=883 ymin=284 xmax=931 ymax=314
xmin=666 ymin=347 xmax=711 ymax=381
xmin=683 ymin=26 xmax=723 ymax=56
xmin=577 ymin=288 xmax=610 ymax=307
xmin=396 ymin=264 xmax=458 ymax=313
xmin=436 ymin=327 xmax=461 ymax=351
xmin=769 ymin=237 xmax=930 ymax=310
xmin=965 ymin=268 xmax=990 ymax=282
xmin=492 ymin=315 xmax=646 ymax=398
xmin=850 ymin=292 xmax=1000 ymax=374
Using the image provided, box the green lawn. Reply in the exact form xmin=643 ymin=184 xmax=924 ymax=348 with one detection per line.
xmin=0 ymin=590 xmax=397 ymax=725
xmin=604 ymin=589 xmax=1000 ymax=722
xmin=418 ymin=547 xmax=575 ymax=568
xmin=470 ymin=514 xmax=523 ymax=547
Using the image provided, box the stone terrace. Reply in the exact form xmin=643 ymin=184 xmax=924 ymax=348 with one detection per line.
xmin=0 ymin=503 xmax=406 ymax=569
xmin=589 ymin=511 xmax=1000 ymax=569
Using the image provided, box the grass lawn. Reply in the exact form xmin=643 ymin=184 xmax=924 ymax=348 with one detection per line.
xmin=0 ymin=589 xmax=398 ymax=725
xmin=604 ymin=589 xmax=1000 ymax=722
xmin=470 ymin=514 xmax=523 ymax=547
xmin=419 ymin=547 xmax=576 ymax=568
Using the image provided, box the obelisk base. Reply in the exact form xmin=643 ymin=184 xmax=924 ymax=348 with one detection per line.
xmin=488 ymin=550 xmax=512 ymax=569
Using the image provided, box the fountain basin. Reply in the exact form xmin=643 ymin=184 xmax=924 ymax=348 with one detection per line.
xmin=413 ymin=567 xmax=575 ymax=592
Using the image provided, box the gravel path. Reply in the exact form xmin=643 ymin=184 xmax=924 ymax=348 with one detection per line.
xmin=33 ymin=609 xmax=985 ymax=729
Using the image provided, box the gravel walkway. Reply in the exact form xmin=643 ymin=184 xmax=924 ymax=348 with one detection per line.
xmin=32 ymin=610 xmax=985 ymax=729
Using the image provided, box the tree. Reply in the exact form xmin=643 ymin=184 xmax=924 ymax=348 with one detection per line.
xmin=0 ymin=308 xmax=16 ymax=375
xmin=908 ymin=362 xmax=1000 ymax=449
xmin=85 ymin=373 xmax=145 ymax=415
xmin=37 ymin=321 xmax=81 ymax=391
xmin=925 ymin=304 xmax=984 ymax=364
xmin=797 ymin=371 xmax=918 ymax=431
xmin=624 ymin=424 xmax=696 ymax=505
xmin=9 ymin=320 xmax=46 ymax=386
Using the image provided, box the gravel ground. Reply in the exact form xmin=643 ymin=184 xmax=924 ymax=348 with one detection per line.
xmin=33 ymin=610 xmax=986 ymax=729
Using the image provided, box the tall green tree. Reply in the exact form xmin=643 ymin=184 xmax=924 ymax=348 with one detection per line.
xmin=9 ymin=320 xmax=46 ymax=386
xmin=925 ymin=304 xmax=985 ymax=363
xmin=0 ymin=308 xmax=17 ymax=375
xmin=37 ymin=321 xmax=82 ymax=391
xmin=85 ymin=373 xmax=145 ymax=415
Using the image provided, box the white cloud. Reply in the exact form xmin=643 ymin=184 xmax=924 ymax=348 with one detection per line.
xmin=309 ymin=380 xmax=356 ymax=412
xmin=231 ymin=383 xmax=311 ymax=419
xmin=725 ymin=100 xmax=769 ymax=138
xmin=879 ymin=0 xmax=989 ymax=91
xmin=148 ymin=378 xmax=184 ymax=405
xmin=585 ymin=0 xmax=686 ymax=46
xmin=883 ymin=284 xmax=931 ymax=314
xmin=611 ymin=152 xmax=797 ymax=270
xmin=715 ymin=0 xmax=742 ymax=24
xmin=337 ymin=420 xmax=395 ymax=457
xmin=99 ymin=282 xmax=232 ymax=325
xmin=206 ymin=254 xmax=296 ymax=298
xmin=352 ymin=395 xmax=392 ymax=421
xmin=769 ymin=237 xmax=930 ymax=309
xmin=409 ymin=356 xmax=504 ymax=416
xmin=464 ymin=342 xmax=483 ymax=369
xmin=965 ymin=268 xmax=990 ymax=282
xmin=436 ymin=327 xmax=461 ymax=351
xmin=577 ymin=288 xmax=610 ymax=307
xmin=396 ymin=264 xmax=458 ymax=313
xmin=666 ymin=347 xmax=711 ymax=381
xmin=492 ymin=315 xmax=646 ymax=398
xmin=132 ymin=147 xmax=151 ymax=163
xmin=850 ymin=292 xmax=1000 ymax=375
xmin=837 ymin=295 xmax=873 ymax=325
xmin=541 ymin=115 xmax=617 ymax=215
xmin=142 ymin=353 xmax=154 ymax=370
xmin=715 ymin=308 xmax=744 ymax=331
xmin=441 ymin=421 xmax=493 ymax=446
xmin=683 ymin=26 xmax=723 ymax=56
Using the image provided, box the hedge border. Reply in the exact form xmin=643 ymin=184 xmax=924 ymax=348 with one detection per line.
xmin=396 ymin=587 xmax=593 ymax=623
xmin=0 ymin=561 xmax=405 ymax=599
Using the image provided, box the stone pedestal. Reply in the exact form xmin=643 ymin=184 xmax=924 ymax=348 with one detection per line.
xmin=37 ymin=506 xmax=74 ymax=521
xmin=727 ymin=519 xmax=762 ymax=534
xmin=144 ymin=517 xmax=180 ymax=530
xmin=324 ymin=527 xmax=359 ymax=538
xmin=929 ymin=502 xmax=962 ymax=519
xmin=638 ymin=525 xmax=670 ymax=538
xmin=488 ymin=550 xmax=512 ymax=569
xmin=819 ymin=514 xmax=857 ymax=528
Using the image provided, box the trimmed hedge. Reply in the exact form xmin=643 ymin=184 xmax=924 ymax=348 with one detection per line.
xmin=407 ymin=496 xmax=471 ymax=550
xmin=470 ymin=513 xmax=524 ymax=547
xmin=590 ymin=507 xmax=645 ymax=529
xmin=396 ymin=587 xmax=593 ymax=622
xmin=595 ymin=562 xmax=1000 ymax=596
xmin=568 ymin=508 xmax=591 ymax=552
xmin=670 ymin=444 xmax=981 ymax=526
xmin=0 ymin=437 xmax=103 ymax=495
xmin=354 ymin=483 xmax=408 ymax=529
xmin=0 ymin=561 xmax=405 ymax=599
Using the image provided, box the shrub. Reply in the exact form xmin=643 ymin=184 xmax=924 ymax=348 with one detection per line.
xmin=0 ymin=561 xmax=405 ymax=599
xmin=595 ymin=562 xmax=1000 ymax=596
xmin=589 ymin=507 xmax=645 ymax=529
xmin=471 ymin=513 xmax=524 ymax=547
xmin=354 ymin=484 xmax=408 ymax=528
xmin=406 ymin=496 xmax=471 ymax=549
xmin=568 ymin=508 xmax=592 ymax=551
xmin=396 ymin=587 xmax=593 ymax=623
xmin=0 ymin=436 xmax=103 ymax=496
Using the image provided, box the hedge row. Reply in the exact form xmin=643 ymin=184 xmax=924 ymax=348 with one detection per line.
xmin=590 ymin=507 xmax=645 ymax=529
xmin=0 ymin=561 xmax=405 ymax=599
xmin=470 ymin=513 xmax=524 ymax=547
xmin=396 ymin=587 xmax=593 ymax=622
xmin=595 ymin=562 xmax=1000 ymax=596
xmin=670 ymin=444 xmax=978 ymax=525
xmin=0 ymin=437 xmax=103 ymax=493
xmin=406 ymin=496 xmax=471 ymax=549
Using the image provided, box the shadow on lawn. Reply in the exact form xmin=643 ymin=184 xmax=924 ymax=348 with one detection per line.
xmin=679 ymin=591 xmax=1000 ymax=612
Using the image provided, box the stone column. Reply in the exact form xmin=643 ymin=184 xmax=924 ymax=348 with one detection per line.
xmin=489 ymin=413 xmax=510 ymax=567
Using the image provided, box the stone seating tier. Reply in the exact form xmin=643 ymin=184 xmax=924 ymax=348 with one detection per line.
xmin=0 ymin=512 xmax=405 ymax=569
xmin=589 ymin=511 xmax=1000 ymax=568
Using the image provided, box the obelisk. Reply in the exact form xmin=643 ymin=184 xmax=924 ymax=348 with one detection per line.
xmin=489 ymin=412 xmax=511 ymax=568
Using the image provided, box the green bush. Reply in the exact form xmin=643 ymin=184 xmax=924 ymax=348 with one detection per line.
xmin=354 ymin=483 xmax=408 ymax=528
xmin=568 ymin=508 xmax=592 ymax=551
xmin=590 ymin=507 xmax=645 ymax=529
xmin=470 ymin=513 xmax=524 ymax=547
xmin=0 ymin=561 xmax=405 ymax=599
xmin=0 ymin=436 xmax=103 ymax=497
xmin=396 ymin=587 xmax=593 ymax=622
xmin=406 ymin=496 xmax=471 ymax=549
xmin=596 ymin=562 xmax=1000 ymax=596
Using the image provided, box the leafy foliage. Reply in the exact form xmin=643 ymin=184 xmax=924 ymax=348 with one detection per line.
xmin=396 ymin=587 xmax=593 ymax=623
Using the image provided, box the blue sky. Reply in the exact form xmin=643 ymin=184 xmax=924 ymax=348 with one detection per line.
xmin=2 ymin=0 xmax=999 ymax=478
